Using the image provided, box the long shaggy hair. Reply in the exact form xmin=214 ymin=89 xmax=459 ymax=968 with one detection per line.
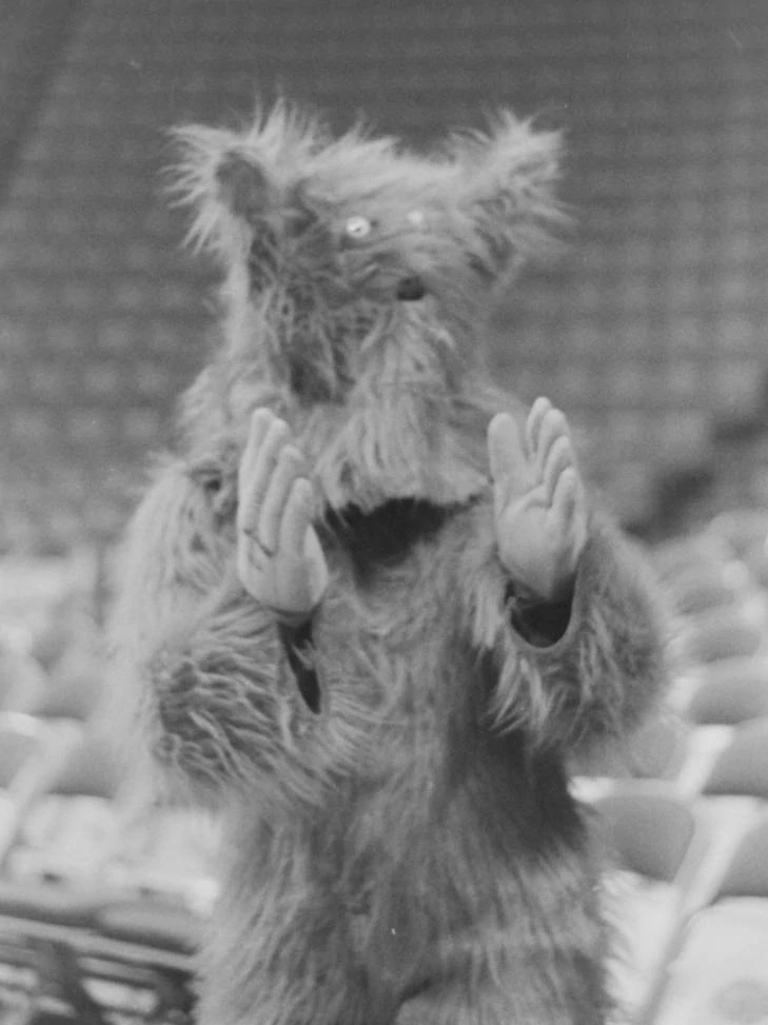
xmin=110 ymin=100 xmax=668 ymax=1025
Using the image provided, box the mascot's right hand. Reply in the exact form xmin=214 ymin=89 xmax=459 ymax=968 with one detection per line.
xmin=236 ymin=408 xmax=329 ymax=619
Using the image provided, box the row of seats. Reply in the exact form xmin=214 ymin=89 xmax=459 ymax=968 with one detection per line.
xmin=585 ymin=509 xmax=768 ymax=1025
xmin=0 ymin=630 xmax=215 ymax=1022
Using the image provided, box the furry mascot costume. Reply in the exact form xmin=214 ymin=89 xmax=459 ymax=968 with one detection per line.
xmin=111 ymin=101 xmax=668 ymax=1025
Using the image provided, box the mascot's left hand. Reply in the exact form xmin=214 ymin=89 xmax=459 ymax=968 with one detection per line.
xmin=236 ymin=408 xmax=329 ymax=618
xmin=488 ymin=397 xmax=588 ymax=602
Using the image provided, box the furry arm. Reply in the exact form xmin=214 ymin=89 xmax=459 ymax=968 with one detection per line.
xmin=111 ymin=460 xmax=349 ymax=809
xmin=462 ymin=500 xmax=669 ymax=754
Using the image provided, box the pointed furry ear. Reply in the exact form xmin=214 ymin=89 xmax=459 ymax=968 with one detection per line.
xmin=169 ymin=125 xmax=275 ymax=259
xmin=450 ymin=113 xmax=565 ymax=279
xmin=216 ymin=152 xmax=273 ymax=223
xmin=169 ymin=102 xmax=326 ymax=260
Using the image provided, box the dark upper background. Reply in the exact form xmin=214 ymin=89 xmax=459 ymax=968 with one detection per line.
xmin=0 ymin=0 xmax=767 ymax=554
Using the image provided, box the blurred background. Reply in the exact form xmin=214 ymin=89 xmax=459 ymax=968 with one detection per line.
xmin=0 ymin=2 xmax=768 ymax=1023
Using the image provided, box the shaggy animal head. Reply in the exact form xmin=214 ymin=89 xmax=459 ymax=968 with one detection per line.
xmin=172 ymin=101 xmax=563 ymax=402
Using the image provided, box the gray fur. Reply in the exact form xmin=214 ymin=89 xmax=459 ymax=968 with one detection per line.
xmin=110 ymin=102 xmax=668 ymax=1024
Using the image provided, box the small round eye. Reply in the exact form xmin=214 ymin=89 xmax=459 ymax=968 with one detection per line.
xmin=344 ymin=215 xmax=373 ymax=240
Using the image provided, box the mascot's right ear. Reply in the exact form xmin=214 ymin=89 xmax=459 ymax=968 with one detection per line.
xmin=169 ymin=125 xmax=275 ymax=261
xmin=169 ymin=102 xmax=324 ymax=262
xmin=216 ymin=151 xmax=273 ymax=223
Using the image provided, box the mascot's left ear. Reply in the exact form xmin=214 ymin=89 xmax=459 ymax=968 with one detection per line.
xmin=450 ymin=113 xmax=565 ymax=281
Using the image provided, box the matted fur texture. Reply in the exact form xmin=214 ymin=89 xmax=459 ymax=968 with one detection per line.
xmin=110 ymin=101 xmax=668 ymax=1025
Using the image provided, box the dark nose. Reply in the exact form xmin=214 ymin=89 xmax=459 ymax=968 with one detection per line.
xmin=396 ymin=275 xmax=426 ymax=301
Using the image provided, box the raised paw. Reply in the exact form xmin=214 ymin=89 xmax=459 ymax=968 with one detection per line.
xmin=236 ymin=408 xmax=328 ymax=616
xmin=488 ymin=397 xmax=588 ymax=601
